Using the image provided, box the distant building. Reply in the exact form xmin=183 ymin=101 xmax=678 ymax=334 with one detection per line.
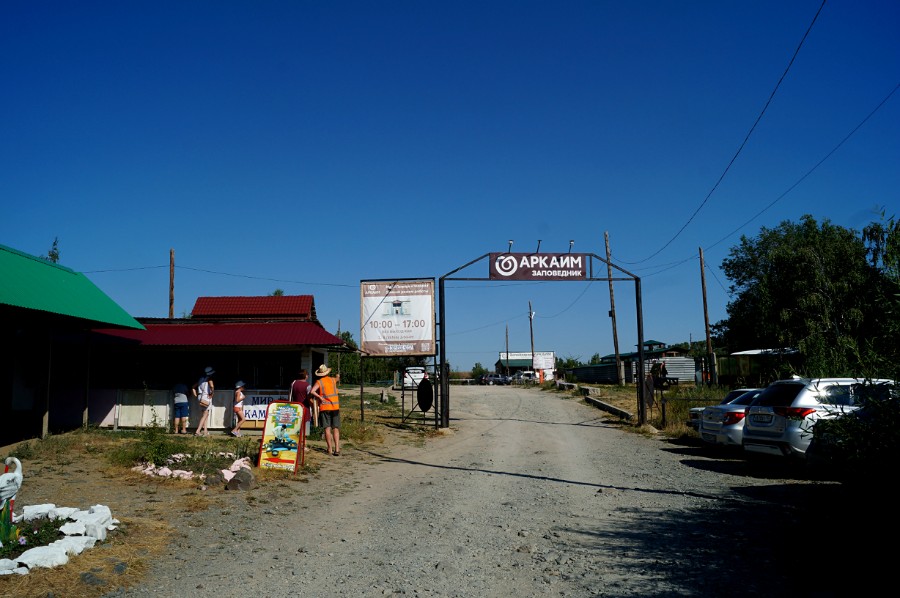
xmin=568 ymin=341 xmax=692 ymax=384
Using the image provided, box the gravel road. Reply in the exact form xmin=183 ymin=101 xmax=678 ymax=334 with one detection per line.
xmin=104 ymin=385 xmax=862 ymax=598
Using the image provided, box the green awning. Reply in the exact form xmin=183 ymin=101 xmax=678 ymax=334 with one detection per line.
xmin=498 ymin=358 xmax=533 ymax=367
xmin=0 ymin=244 xmax=144 ymax=330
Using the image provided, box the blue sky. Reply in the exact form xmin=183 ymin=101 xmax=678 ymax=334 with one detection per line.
xmin=3 ymin=1 xmax=898 ymax=372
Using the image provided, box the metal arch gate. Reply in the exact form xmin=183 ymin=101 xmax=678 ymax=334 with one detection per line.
xmin=436 ymin=251 xmax=647 ymax=428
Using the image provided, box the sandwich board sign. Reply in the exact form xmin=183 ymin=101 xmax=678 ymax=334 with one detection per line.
xmin=258 ymin=401 xmax=305 ymax=472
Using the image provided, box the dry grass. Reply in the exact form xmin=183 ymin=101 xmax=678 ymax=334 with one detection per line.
xmin=0 ymin=517 xmax=171 ymax=598
xmin=547 ymin=381 xmax=702 ymax=439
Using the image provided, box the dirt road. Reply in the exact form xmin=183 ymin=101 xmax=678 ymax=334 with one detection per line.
xmin=85 ymin=383 xmax=867 ymax=598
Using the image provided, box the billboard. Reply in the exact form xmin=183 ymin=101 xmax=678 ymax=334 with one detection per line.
xmin=360 ymin=279 xmax=436 ymax=356
xmin=490 ymin=253 xmax=587 ymax=281
xmin=501 ymin=351 xmax=556 ymax=370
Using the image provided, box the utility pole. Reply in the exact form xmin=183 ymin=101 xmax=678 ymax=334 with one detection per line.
xmin=505 ymin=325 xmax=510 ymax=377
xmin=528 ymin=301 xmax=535 ymax=373
xmin=605 ymin=232 xmax=623 ymax=385
xmin=168 ymin=249 xmax=175 ymax=319
xmin=699 ymin=247 xmax=716 ymax=385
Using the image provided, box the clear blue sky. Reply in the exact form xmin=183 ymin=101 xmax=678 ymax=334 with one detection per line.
xmin=3 ymin=1 xmax=898 ymax=372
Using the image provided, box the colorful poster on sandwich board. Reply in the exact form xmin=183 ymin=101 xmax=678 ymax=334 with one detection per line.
xmin=258 ymin=401 xmax=305 ymax=472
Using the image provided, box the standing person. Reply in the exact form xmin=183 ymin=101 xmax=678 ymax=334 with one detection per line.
xmin=642 ymin=372 xmax=656 ymax=412
xmin=231 ymin=380 xmax=247 ymax=437
xmin=192 ymin=366 xmax=215 ymax=437
xmin=172 ymin=382 xmax=190 ymax=434
xmin=310 ymin=364 xmax=340 ymax=456
xmin=289 ymin=369 xmax=312 ymax=442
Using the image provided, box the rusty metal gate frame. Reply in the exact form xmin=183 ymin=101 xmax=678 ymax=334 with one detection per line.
xmin=437 ymin=252 xmax=646 ymax=428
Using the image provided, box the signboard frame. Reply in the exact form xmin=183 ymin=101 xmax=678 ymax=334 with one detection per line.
xmin=360 ymin=278 xmax=436 ymax=357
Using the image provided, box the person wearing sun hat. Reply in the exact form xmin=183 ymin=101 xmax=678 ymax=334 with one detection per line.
xmin=192 ymin=366 xmax=215 ymax=436
xmin=310 ymin=364 xmax=341 ymax=456
xmin=231 ymin=380 xmax=247 ymax=437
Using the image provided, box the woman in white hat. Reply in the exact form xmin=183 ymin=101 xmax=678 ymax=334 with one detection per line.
xmin=192 ymin=366 xmax=215 ymax=436
xmin=231 ymin=380 xmax=247 ymax=437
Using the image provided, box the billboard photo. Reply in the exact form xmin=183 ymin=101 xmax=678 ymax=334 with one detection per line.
xmin=360 ymin=279 xmax=436 ymax=357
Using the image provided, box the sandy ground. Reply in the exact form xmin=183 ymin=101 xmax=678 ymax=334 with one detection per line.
xmin=2 ymin=385 xmax=889 ymax=597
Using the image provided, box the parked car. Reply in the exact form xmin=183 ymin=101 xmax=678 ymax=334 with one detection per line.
xmin=402 ymin=367 xmax=428 ymax=389
xmin=480 ymin=373 xmax=509 ymax=385
xmin=743 ymin=377 xmax=894 ymax=458
xmin=806 ymin=381 xmax=898 ymax=474
xmin=688 ymin=388 xmax=759 ymax=430
xmin=698 ymin=388 xmax=762 ymax=447
xmin=510 ymin=371 xmax=539 ymax=384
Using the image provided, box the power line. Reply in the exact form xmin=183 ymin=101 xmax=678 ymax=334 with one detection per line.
xmin=85 ymin=264 xmax=357 ymax=288
xmin=633 ymin=80 xmax=900 ymax=280
xmin=614 ymin=0 xmax=827 ymax=265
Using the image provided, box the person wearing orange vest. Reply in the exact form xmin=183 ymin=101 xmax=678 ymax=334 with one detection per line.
xmin=311 ymin=364 xmax=341 ymax=456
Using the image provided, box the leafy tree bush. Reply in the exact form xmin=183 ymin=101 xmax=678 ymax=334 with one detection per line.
xmin=718 ymin=214 xmax=892 ymax=378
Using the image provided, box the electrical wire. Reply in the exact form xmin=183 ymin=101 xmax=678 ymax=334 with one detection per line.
xmin=640 ymin=79 xmax=900 ymax=281
xmin=614 ymin=0 xmax=827 ymax=265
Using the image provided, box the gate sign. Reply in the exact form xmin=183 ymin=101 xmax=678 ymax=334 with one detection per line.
xmin=360 ymin=279 xmax=436 ymax=356
xmin=490 ymin=253 xmax=587 ymax=281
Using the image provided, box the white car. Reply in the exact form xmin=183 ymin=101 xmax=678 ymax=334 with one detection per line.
xmin=402 ymin=367 xmax=428 ymax=389
xmin=688 ymin=388 xmax=758 ymax=430
xmin=698 ymin=389 xmax=762 ymax=447
xmin=511 ymin=371 xmax=539 ymax=384
xmin=743 ymin=377 xmax=894 ymax=458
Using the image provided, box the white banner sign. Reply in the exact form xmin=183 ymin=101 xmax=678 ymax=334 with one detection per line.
xmin=500 ymin=351 xmax=556 ymax=370
xmin=242 ymin=392 xmax=289 ymax=421
xmin=360 ymin=279 xmax=436 ymax=356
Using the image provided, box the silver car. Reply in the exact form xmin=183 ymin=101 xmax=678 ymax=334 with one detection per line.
xmin=688 ymin=388 xmax=758 ymax=430
xmin=742 ymin=377 xmax=894 ymax=458
xmin=698 ymin=389 xmax=762 ymax=447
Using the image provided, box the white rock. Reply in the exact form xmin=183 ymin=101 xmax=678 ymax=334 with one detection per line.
xmin=22 ymin=504 xmax=55 ymax=521
xmin=59 ymin=521 xmax=87 ymax=536
xmin=0 ymin=566 xmax=29 ymax=575
xmin=51 ymin=535 xmax=96 ymax=556
xmin=89 ymin=505 xmax=113 ymax=521
xmin=0 ymin=558 xmax=17 ymax=573
xmin=16 ymin=545 xmax=69 ymax=569
xmin=49 ymin=506 xmax=79 ymax=520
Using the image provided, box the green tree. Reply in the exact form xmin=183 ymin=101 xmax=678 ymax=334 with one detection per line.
xmin=589 ymin=353 xmax=603 ymax=365
xmin=43 ymin=237 xmax=60 ymax=263
xmin=270 ymin=289 xmax=285 ymax=296
xmin=862 ymin=210 xmax=900 ymax=380
xmin=556 ymin=354 xmax=584 ymax=370
xmin=471 ymin=362 xmax=488 ymax=379
xmin=718 ymin=215 xmax=887 ymax=377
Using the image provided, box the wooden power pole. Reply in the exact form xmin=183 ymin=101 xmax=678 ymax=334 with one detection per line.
xmin=699 ymin=247 xmax=716 ymax=384
xmin=505 ymin=325 xmax=510 ymax=377
xmin=605 ymin=232 xmax=623 ymax=385
xmin=528 ymin=301 xmax=535 ymax=373
xmin=169 ymin=248 xmax=175 ymax=319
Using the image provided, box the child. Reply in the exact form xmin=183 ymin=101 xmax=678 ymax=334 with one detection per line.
xmin=231 ymin=380 xmax=247 ymax=437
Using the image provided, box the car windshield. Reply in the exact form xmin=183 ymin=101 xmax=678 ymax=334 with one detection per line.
xmin=751 ymin=382 xmax=804 ymax=407
xmin=720 ymin=390 xmax=748 ymax=404
xmin=732 ymin=391 xmax=760 ymax=406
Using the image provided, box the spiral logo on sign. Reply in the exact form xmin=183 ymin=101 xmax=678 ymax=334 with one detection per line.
xmin=494 ymin=255 xmax=518 ymax=277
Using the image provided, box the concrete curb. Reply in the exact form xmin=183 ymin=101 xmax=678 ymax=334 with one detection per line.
xmin=580 ymin=387 xmax=635 ymax=421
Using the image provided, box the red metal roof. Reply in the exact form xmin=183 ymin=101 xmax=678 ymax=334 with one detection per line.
xmin=191 ymin=295 xmax=314 ymax=319
xmin=96 ymin=321 xmax=343 ymax=347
